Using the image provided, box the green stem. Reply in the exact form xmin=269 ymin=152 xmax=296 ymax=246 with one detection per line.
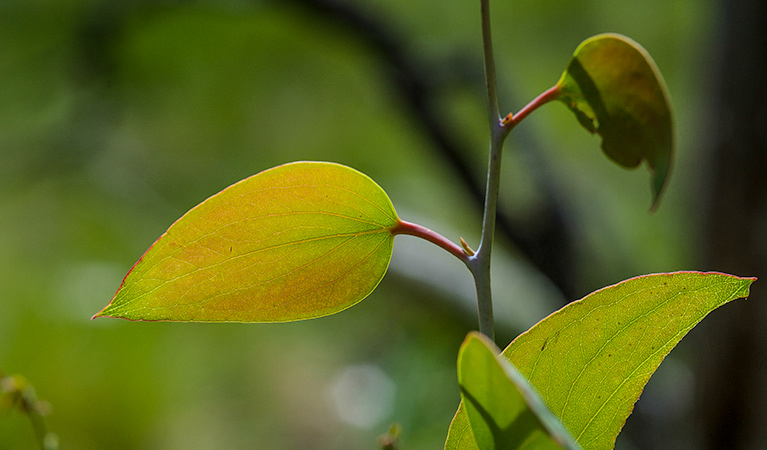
xmin=470 ymin=0 xmax=508 ymax=341
xmin=400 ymin=1 xmax=557 ymax=341
xmin=470 ymin=127 xmax=506 ymax=341
xmin=480 ymin=0 xmax=500 ymax=123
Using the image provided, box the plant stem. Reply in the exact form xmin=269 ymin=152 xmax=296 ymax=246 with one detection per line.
xmin=470 ymin=127 xmax=506 ymax=341
xmin=400 ymin=2 xmax=558 ymax=341
xmin=480 ymin=0 xmax=500 ymax=123
xmin=469 ymin=0 xmax=508 ymax=341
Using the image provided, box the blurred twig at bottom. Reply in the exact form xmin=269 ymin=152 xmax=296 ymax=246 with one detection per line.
xmin=1 ymin=369 xmax=58 ymax=450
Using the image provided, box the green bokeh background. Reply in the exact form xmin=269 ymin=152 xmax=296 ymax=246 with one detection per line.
xmin=0 ymin=0 xmax=731 ymax=448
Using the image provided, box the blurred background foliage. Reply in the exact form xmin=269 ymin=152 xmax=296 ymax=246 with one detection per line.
xmin=1 ymin=0 xmax=765 ymax=448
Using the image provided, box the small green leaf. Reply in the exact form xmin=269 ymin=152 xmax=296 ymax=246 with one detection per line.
xmin=556 ymin=33 xmax=673 ymax=210
xmin=447 ymin=272 xmax=754 ymax=449
xmin=451 ymin=332 xmax=581 ymax=450
xmin=94 ymin=161 xmax=399 ymax=322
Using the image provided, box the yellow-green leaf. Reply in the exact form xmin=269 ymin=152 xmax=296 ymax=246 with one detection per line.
xmin=556 ymin=33 xmax=674 ymax=210
xmin=447 ymin=272 xmax=754 ymax=449
xmin=454 ymin=332 xmax=581 ymax=450
xmin=94 ymin=161 xmax=399 ymax=322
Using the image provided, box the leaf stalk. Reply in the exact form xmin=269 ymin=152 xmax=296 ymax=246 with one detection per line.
xmin=502 ymin=84 xmax=561 ymax=130
xmin=392 ymin=220 xmax=470 ymax=263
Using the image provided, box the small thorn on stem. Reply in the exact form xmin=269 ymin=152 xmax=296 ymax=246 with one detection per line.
xmin=460 ymin=237 xmax=476 ymax=256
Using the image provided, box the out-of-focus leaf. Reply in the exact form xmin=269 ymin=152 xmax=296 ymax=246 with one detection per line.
xmin=448 ymin=272 xmax=754 ymax=449
xmin=94 ymin=162 xmax=399 ymax=322
xmin=556 ymin=33 xmax=673 ymax=210
xmin=447 ymin=332 xmax=581 ymax=450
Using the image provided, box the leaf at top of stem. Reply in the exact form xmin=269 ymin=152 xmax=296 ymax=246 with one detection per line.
xmin=555 ymin=33 xmax=674 ymax=210
xmin=94 ymin=161 xmax=400 ymax=322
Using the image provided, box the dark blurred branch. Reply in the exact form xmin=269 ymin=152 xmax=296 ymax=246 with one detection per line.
xmin=280 ymin=0 xmax=577 ymax=300
xmin=696 ymin=1 xmax=767 ymax=449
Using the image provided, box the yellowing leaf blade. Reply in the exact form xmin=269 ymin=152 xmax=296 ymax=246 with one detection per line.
xmin=95 ymin=161 xmax=399 ymax=322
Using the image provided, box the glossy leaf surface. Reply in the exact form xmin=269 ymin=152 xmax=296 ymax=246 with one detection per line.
xmin=95 ymin=162 xmax=399 ymax=322
xmin=556 ymin=33 xmax=673 ymax=209
xmin=453 ymin=332 xmax=580 ymax=450
xmin=447 ymin=272 xmax=754 ymax=449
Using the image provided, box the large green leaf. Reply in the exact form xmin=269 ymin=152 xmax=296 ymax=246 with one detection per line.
xmin=556 ymin=33 xmax=673 ymax=210
xmin=447 ymin=272 xmax=754 ymax=449
xmin=94 ymin=161 xmax=399 ymax=322
xmin=455 ymin=332 xmax=581 ymax=450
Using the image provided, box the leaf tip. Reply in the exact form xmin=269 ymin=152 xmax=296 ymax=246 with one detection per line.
xmin=649 ymin=150 xmax=674 ymax=212
xmin=91 ymin=306 xmax=111 ymax=320
xmin=648 ymin=192 xmax=663 ymax=213
xmin=742 ymin=276 xmax=758 ymax=292
xmin=463 ymin=330 xmax=495 ymax=349
xmin=91 ymin=296 xmax=122 ymax=320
